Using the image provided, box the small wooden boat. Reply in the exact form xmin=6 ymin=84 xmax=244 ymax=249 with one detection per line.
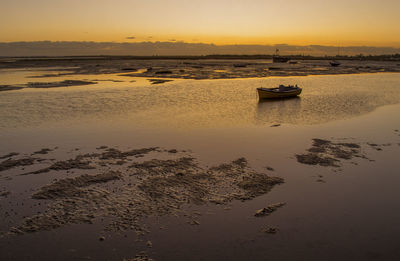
xmin=272 ymin=56 xmax=290 ymax=63
xmin=330 ymin=60 xmax=341 ymax=67
xmin=257 ymin=85 xmax=302 ymax=99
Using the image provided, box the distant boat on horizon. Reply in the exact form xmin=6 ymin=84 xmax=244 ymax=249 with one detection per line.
xmin=330 ymin=45 xmax=341 ymax=67
xmin=272 ymin=49 xmax=290 ymax=63
xmin=330 ymin=60 xmax=341 ymax=67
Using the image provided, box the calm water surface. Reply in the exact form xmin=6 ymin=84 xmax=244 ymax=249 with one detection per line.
xmin=1 ymin=70 xmax=400 ymax=261
xmin=0 ymin=71 xmax=399 ymax=130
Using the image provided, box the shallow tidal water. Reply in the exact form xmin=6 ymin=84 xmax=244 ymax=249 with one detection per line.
xmin=1 ymin=71 xmax=400 ymax=130
xmin=1 ymin=69 xmax=400 ymax=261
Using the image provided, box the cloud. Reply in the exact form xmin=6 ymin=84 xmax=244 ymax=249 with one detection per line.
xmin=126 ymin=36 xmax=136 ymax=40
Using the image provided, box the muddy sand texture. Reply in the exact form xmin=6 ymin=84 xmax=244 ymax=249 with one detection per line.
xmin=147 ymin=79 xmax=173 ymax=85
xmin=263 ymin=226 xmax=279 ymax=234
xmin=0 ymin=157 xmax=37 ymax=172
xmin=0 ymin=80 xmax=97 ymax=92
xmin=124 ymin=252 xmax=154 ymax=261
xmin=27 ymin=80 xmax=96 ymax=88
xmin=24 ymin=155 xmax=96 ymax=175
xmin=32 ymin=148 xmax=54 ymax=155
xmin=2 ymin=58 xmax=400 ymax=83
xmin=296 ymin=138 xmax=365 ymax=167
xmin=11 ymin=155 xmax=284 ymax=234
xmin=255 ymin=202 xmax=286 ymax=217
xmin=99 ymin=147 xmax=159 ymax=160
xmin=0 ymin=152 xmax=19 ymax=159
xmin=0 ymin=85 xmax=24 ymax=92
xmin=32 ymin=171 xmax=122 ymax=199
xmin=0 ymin=191 xmax=11 ymax=197
xmin=121 ymin=60 xmax=400 ymax=80
xmin=21 ymin=147 xmax=159 ymax=175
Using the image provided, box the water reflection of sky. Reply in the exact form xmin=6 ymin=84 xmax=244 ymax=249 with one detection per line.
xmin=0 ymin=71 xmax=399 ymax=130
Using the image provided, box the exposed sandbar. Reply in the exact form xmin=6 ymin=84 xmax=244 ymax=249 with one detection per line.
xmin=8 ymin=149 xmax=283 ymax=235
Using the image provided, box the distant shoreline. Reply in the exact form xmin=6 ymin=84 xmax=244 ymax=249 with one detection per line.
xmin=1 ymin=54 xmax=400 ymax=61
xmin=1 ymin=57 xmax=400 ymax=83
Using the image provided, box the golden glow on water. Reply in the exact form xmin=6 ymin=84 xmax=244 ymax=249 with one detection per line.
xmin=1 ymin=70 xmax=400 ymax=130
xmin=1 ymin=0 xmax=400 ymax=46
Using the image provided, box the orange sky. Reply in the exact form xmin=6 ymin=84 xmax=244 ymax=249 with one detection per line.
xmin=1 ymin=0 xmax=400 ymax=47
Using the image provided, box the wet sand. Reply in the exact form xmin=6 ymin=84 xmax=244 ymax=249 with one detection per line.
xmin=0 ymin=63 xmax=400 ymax=260
xmin=1 ymin=57 xmax=400 ymax=85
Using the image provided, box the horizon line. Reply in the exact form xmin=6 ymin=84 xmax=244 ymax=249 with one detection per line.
xmin=1 ymin=41 xmax=400 ymax=49
xmin=1 ymin=54 xmax=399 ymax=59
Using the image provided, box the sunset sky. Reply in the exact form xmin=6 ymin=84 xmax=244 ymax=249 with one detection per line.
xmin=1 ymin=0 xmax=400 ymax=47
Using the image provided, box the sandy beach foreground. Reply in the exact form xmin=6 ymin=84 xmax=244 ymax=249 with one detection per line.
xmin=0 ymin=62 xmax=400 ymax=260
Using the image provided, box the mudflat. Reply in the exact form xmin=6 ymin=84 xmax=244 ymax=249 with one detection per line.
xmin=1 ymin=60 xmax=400 ymax=260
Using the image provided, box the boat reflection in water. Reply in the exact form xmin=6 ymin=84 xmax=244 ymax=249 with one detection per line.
xmin=255 ymin=96 xmax=302 ymax=125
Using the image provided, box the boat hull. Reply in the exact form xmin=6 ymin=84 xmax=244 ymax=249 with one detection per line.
xmin=330 ymin=61 xmax=341 ymax=67
xmin=272 ymin=56 xmax=290 ymax=63
xmin=257 ymin=88 xmax=302 ymax=99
